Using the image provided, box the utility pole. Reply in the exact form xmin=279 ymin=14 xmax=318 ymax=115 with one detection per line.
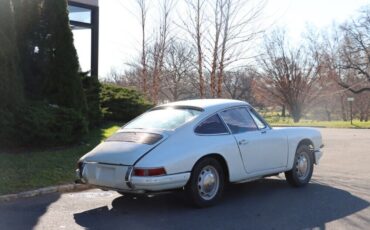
xmin=347 ymin=97 xmax=354 ymax=125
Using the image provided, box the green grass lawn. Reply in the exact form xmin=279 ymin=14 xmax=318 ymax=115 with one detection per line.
xmin=0 ymin=122 xmax=122 ymax=195
xmin=268 ymin=118 xmax=370 ymax=128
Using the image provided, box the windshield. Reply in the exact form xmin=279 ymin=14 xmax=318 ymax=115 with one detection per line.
xmin=124 ymin=108 xmax=202 ymax=130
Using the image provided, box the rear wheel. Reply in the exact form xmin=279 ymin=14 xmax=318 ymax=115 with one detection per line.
xmin=285 ymin=144 xmax=314 ymax=187
xmin=187 ymin=157 xmax=225 ymax=208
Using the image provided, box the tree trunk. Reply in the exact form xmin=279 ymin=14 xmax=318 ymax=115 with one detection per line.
xmin=281 ymin=105 xmax=286 ymax=117
xmin=291 ymin=105 xmax=302 ymax=123
xmin=325 ymin=105 xmax=331 ymax=121
xmin=292 ymin=114 xmax=301 ymax=123
xmin=196 ymin=0 xmax=204 ymax=98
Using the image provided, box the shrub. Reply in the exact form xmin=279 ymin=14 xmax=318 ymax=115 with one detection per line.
xmin=100 ymin=84 xmax=153 ymax=122
xmin=0 ymin=108 xmax=17 ymax=148
xmin=1 ymin=102 xmax=88 ymax=148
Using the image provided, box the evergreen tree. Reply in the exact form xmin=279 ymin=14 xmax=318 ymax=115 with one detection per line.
xmin=40 ymin=0 xmax=87 ymax=112
xmin=0 ymin=0 xmax=23 ymax=109
xmin=13 ymin=0 xmax=44 ymax=100
xmin=81 ymin=72 xmax=102 ymax=127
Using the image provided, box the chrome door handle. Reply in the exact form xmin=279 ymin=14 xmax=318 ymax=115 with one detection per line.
xmin=238 ymin=139 xmax=248 ymax=145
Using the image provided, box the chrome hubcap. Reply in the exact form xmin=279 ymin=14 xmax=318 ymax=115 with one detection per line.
xmin=197 ymin=166 xmax=219 ymax=200
xmin=296 ymin=153 xmax=310 ymax=180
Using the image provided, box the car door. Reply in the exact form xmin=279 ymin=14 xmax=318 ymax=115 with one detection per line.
xmin=219 ymin=107 xmax=288 ymax=174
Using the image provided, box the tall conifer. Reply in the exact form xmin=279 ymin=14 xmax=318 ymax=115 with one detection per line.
xmin=40 ymin=0 xmax=87 ymax=112
xmin=0 ymin=0 xmax=23 ymax=109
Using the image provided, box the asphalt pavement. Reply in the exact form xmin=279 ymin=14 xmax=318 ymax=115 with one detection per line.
xmin=1 ymin=128 xmax=369 ymax=230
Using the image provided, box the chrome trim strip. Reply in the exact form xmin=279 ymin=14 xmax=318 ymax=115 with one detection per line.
xmin=92 ymin=162 xmax=130 ymax=167
xmin=125 ymin=166 xmax=134 ymax=189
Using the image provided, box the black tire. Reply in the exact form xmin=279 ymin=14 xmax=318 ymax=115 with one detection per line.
xmin=285 ymin=144 xmax=314 ymax=187
xmin=186 ymin=157 xmax=225 ymax=208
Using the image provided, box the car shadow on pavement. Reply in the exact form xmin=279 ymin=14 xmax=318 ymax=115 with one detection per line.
xmin=0 ymin=193 xmax=60 ymax=230
xmin=73 ymin=178 xmax=369 ymax=230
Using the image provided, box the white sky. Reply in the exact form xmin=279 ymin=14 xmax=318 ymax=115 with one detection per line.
xmin=74 ymin=0 xmax=369 ymax=78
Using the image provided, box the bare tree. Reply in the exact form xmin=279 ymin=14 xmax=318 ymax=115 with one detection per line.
xmin=161 ymin=41 xmax=195 ymax=101
xmin=222 ymin=68 xmax=256 ymax=104
xmin=216 ymin=0 xmax=266 ymax=97
xmin=257 ymin=29 xmax=322 ymax=122
xmin=150 ymin=0 xmax=173 ymax=103
xmin=209 ymin=0 xmax=222 ymax=97
xmin=105 ymin=68 xmax=124 ymax=84
xmin=136 ymin=0 xmax=149 ymax=94
xmin=104 ymin=67 xmax=141 ymax=89
xmin=337 ymin=6 xmax=370 ymax=93
xmin=183 ymin=0 xmax=207 ymax=98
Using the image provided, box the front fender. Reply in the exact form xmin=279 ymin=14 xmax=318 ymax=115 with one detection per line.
xmin=285 ymin=128 xmax=323 ymax=170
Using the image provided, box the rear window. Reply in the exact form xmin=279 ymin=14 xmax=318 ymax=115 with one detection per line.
xmin=125 ymin=108 xmax=201 ymax=130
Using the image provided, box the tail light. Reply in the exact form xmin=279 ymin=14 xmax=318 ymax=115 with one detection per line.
xmin=133 ymin=167 xmax=166 ymax=176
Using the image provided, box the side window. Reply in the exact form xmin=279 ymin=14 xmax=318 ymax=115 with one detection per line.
xmin=249 ymin=109 xmax=266 ymax=129
xmin=195 ymin=114 xmax=228 ymax=134
xmin=220 ymin=108 xmax=258 ymax=134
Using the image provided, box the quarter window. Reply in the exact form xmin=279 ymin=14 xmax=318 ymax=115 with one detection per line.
xmin=220 ymin=108 xmax=258 ymax=133
xmin=249 ymin=109 xmax=267 ymax=129
xmin=195 ymin=114 xmax=228 ymax=134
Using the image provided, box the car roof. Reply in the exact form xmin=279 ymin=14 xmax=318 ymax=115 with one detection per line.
xmin=156 ymin=99 xmax=249 ymax=111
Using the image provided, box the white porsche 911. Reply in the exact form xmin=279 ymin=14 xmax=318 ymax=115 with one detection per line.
xmin=76 ymin=99 xmax=323 ymax=207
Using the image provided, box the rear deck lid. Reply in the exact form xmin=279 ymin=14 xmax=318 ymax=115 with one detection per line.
xmin=81 ymin=131 xmax=167 ymax=165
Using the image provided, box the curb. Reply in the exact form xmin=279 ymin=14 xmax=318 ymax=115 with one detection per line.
xmin=0 ymin=184 xmax=92 ymax=203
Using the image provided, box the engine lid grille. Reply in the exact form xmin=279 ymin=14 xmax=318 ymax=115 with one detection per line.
xmin=106 ymin=132 xmax=163 ymax=145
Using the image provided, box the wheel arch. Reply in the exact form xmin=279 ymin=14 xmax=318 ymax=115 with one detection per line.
xmin=193 ymin=153 xmax=230 ymax=183
xmin=297 ymin=138 xmax=314 ymax=152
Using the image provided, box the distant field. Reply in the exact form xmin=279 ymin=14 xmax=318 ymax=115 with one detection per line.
xmin=267 ymin=118 xmax=370 ymax=129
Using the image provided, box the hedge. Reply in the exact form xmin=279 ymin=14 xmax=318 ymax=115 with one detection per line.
xmin=0 ymin=102 xmax=88 ymax=149
xmin=100 ymin=84 xmax=153 ymax=122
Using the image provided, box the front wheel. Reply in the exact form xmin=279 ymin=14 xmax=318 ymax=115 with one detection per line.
xmin=285 ymin=144 xmax=314 ymax=187
xmin=186 ymin=157 xmax=225 ymax=208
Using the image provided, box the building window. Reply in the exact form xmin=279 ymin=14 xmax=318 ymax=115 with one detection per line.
xmin=68 ymin=5 xmax=92 ymax=24
xmin=68 ymin=1 xmax=99 ymax=76
xmin=72 ymin=28 xmax=92 ymax=73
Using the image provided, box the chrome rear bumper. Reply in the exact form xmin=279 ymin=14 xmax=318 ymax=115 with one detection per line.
xmin=76 ymin=162 xmax=190 ymax=192
xmin=131 ymin=173 xmax=190 ymax=191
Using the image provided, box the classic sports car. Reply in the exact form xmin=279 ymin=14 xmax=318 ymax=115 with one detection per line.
xmin=76 ymin=99 xmax=323 ymax=207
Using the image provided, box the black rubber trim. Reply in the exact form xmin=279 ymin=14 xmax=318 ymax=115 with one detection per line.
xmin=152 ymin=105 xmax=204 ymax=112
